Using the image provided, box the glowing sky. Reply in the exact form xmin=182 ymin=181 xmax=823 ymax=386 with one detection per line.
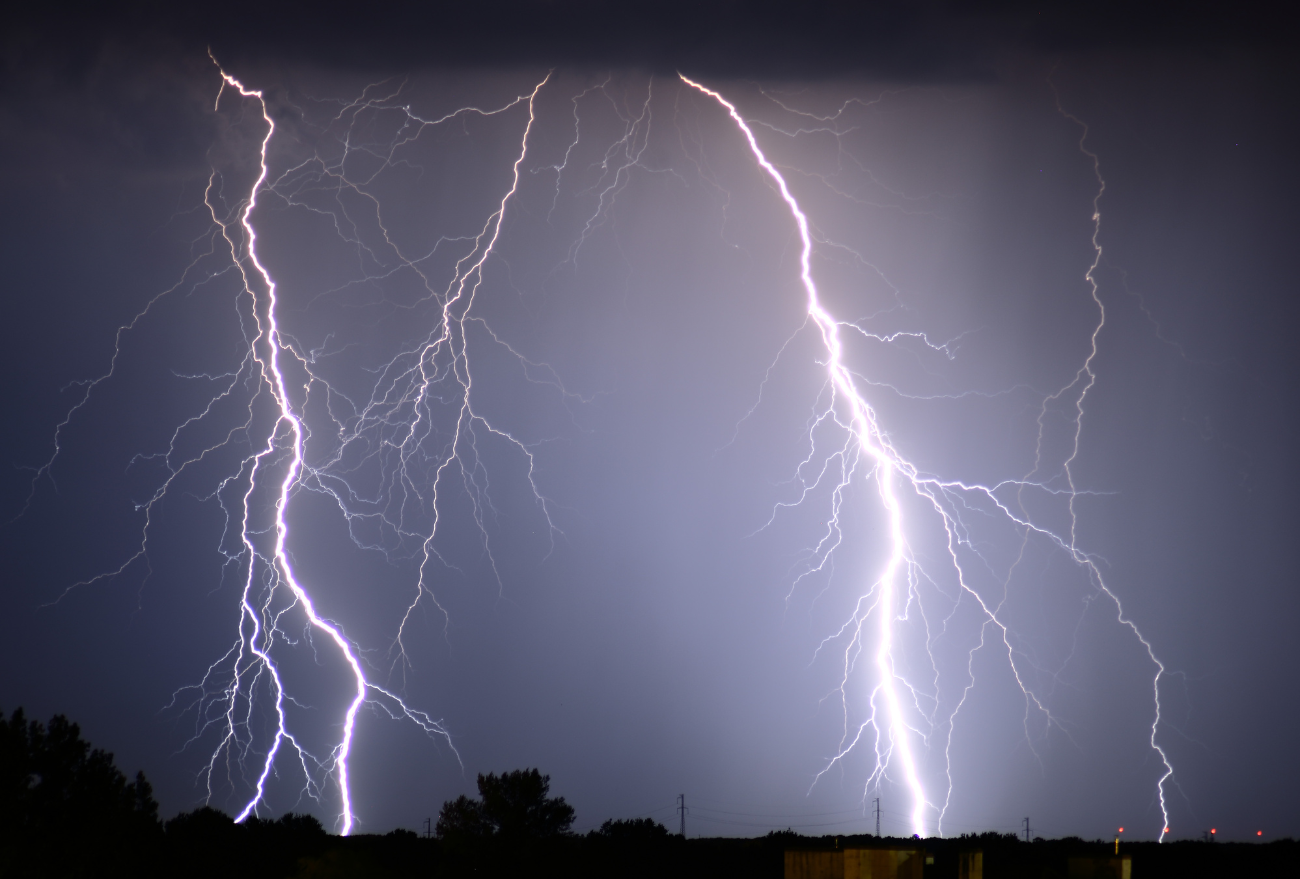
xmin=2 ymin=7 xmax=1297 ymax=841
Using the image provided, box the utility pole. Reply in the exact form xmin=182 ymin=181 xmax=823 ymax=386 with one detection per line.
xmin=678 ymin=794 xmax=686 ymax=837
xmin=423 ymin=817 xmax=432 ymax=839
xmin=1023 ymin=817 xmax=1031 ymax=843
xmin=873 ymin=798 xmax=881 ymax=837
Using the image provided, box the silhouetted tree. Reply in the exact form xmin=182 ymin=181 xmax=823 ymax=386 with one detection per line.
xmin=765 ymin=828 xmax=803 ymax=842
xmin=436 ymin=769 xmax=574 ymax=841
xmin=164 ymin=806 xmax=242 ymax=877
xmin=586 ymin=817 xmax=679 ymax=879
xmin=245 ymin=809 xmax=328 ymax=844
xmin=165 ymin=804 xmax=241 ymax=843
xmin=165 ymin=806 xmax=329 ymax=878
xmin=436 ymin=793 xmax=494 ymax=841
xmin=593 ymin=817 xmax=671 ymax=841
xmin=0 ymin=707 xmax=160 ymax=875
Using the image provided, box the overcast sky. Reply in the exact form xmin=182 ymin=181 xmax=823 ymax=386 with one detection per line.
xmin=1 ymin=3 xmax=1297 ymax=842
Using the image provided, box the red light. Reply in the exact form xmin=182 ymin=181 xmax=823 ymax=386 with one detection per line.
xmin=1258 ymin=831 xmax=1263 ymax=837
xmin=1117 ymin=827 xmax=1124 ymax=833
xmin=1164 ymin=827 xmax=1170 ymax=833
xmin=1211 ymin=829 xmax=1216 ymax=834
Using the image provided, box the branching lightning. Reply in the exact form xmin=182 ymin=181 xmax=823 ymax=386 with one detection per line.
xmin=23 ymin=60 xmax=1177 ymax=840
xmin=679 ymin=75 xmax=1174 ymax=839
xmin=199 ymin=65 xmax=569 ymax=833
xmin=23 ymin=60 xmax=571 ymax=833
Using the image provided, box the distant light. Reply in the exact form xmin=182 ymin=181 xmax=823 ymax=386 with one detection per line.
xmin=1164 ymin=827 xmax=1170 ymax=833
xmin=1118 ymin=827 xmax=1124 ymax=833
xmin=1258 ymin=831 xmax=1263 ymax=837
xmin=1211 ymin=829 xmax=1216 ymax=834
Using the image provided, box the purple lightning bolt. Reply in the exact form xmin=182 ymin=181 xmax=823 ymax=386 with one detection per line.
xmin=680 ymin=74 xmax=1174 ymax=839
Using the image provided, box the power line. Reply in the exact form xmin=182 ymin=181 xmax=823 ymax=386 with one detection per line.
xmin=689 ymin=814 xmax=883 ymax=830
xmin=691 ymin=806 xmax=870 ymax=819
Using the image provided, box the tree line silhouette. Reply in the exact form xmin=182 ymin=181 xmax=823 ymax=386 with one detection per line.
xmin=5 ymin=707 xmax=1297 ymax=878
xmin=2 ymin=707 xmax=161 ymax=875
xmin=1 ymin=707 xmax=338 ymax=877
xmin=0 ymin=707 xmax=724 ymax=878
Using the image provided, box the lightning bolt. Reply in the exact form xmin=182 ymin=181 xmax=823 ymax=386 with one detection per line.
xmin=680 ymin=75 xmax=1174 ymax=839
xmin=24 ymin=58 xmax=572 ymax=833
xmin=205 ymin=64 xmax=474 ymax=836
xmin=198 ymin=63 xmax=565 ymax=834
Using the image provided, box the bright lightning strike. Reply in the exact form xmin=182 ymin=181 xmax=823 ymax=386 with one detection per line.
xmin=202 ymin=63 xmax=569 ymax=834
xmin=24 ymin=60 xmax=570 ymax=833
xmin=680 ymin=75 xmax=1174 ymax=839
xmin=23 ymin=62 xmax=1178 ymax=840
xmin=199 ymin=64 xmax=503 ymax=836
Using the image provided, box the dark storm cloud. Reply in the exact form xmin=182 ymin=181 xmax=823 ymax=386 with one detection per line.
xmin=7 ymin=1 xmax=1293 ymax=80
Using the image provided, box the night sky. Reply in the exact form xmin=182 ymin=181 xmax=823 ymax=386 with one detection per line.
xmin=2 ymin=2 xmax=1297 ymax=843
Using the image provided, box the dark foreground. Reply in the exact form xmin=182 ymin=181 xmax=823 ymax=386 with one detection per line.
xmin=10 ymin=823 xmax=1295 ymax=878
xmin=297 ymin=832 xmax=1298 ymax=878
